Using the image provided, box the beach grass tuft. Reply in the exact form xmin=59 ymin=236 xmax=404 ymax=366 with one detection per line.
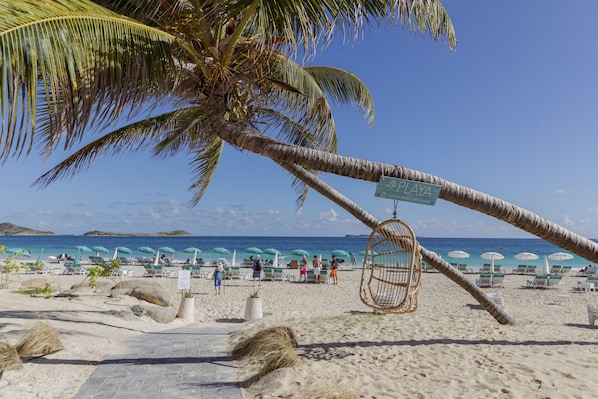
xmin=231 ymin=325 xmax=300 ymax=380
xmin=15 ymin=321 xmax=64 ymax=358
xmin=0 ymin=340 xmax=22 ymax=372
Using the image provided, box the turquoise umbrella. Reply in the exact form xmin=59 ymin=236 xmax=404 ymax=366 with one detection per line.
xmin=91 ymin=246 xmax=109 ymax=254
xmin=245 ymin=247 xmax=263 ymax=254
xmin=291 ymin=249 xmax=309 ymax=257
xmin=263 ymin=248 xmax=280 ymax=255
xmin=7 ymin=248 xmax=31 ymax=257
xmin=213 ymin=247 xmax=230 ymax=255
xmin=113 ymin=246 xmax=133 ymax=259
xmin=138 ymin=247 xmax=156 ymax=254
xmin=158 ymin=247 xmax=176 ymax=254
xmin=331 ymin=249 xmax=350 ymax=257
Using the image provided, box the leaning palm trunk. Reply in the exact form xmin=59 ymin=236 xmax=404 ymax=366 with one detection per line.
xmin=279 ymin=161 xmax=515 ymax=325
xmin=216 ymin=122 xmax=598 ymax=263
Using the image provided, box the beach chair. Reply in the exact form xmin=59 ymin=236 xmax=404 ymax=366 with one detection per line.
xmin=525 ymin=265 xmax=537 ymax=275
xmin=550 ymin=265 xmax=562 ymax=275
xmin=547 ymin=274 xmax=563 ymax=288
xmin=481 ymin=264 xmax=491 ymax=273
xmin=306 ymin=269 xmax=315 ymax=283
xmin=493 ymin=265 xmax=501 ymax=273
xmin=577 ymin=275 xmax=598 ymax=292
xmin=153 ymin=264 xmax=170 ymax=277
xmin=262 ymin=267 xmax=274 ymax=281
xmin=457 ymin=264 xmax=468 ymax=273
xmin=191 ymin=265 xmax=208 ymax=278
xmin=72 ymin=264 xmax=88 ymax=275
xmin=527 ymin=274 xmax=549 ymax=289
xmin=476 ymin=273 xmax=492 ymax=288
xmin=515 ymin=264 xmax=528 ymax=274
xmin=491 ymin=273 xmax=505 ymax=288
xmin=288 ymin=260 xmax=299 ymax=269
xmin=560 ymin=266 xmax=572 ymax=276
xmin=143 ymin=264 xmax=156 ymax=277
xmin=229 ymin=266 xmax=242 ymax=279
xmin=449 ymin=262 xmax=458 ymax=268
xmin=272 ymin=268 xmax=285 ymax=281
xmin=118 ymin=257 xmax=132 ymax=265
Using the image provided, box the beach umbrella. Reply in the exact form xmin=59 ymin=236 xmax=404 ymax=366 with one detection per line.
xmin=358 ymin=249 xmax=378 ymax=256
xmin=138 ymin=246 xmax=156 ymax=254
xmin=543 ymin=255 xmax=551 ymax=274
xmin=183 ymin=247 xmax=201 ymax=265
xmin=514 ymin=252 xmax=539 ymax=261
xmin=263 ymin=248 xmax=280 ymax=255
xmin=481 ymin=251 xmax=504 ymax=273
xmin=75 ymin=245 xmax=92 ymax=253
xmin=273 ymin=252 xmax=279 ymax=268
xmin=448 ymin=250 xmax=470 ymax=259
xmin=291 ymin=249 xmax=309 ymax=257
xmin=331 ymin=249 xmax=350 ymax=257
xmin=245 ymin=247 xmax=263 ymax=254
xmin=112 ymin=246 xmax=132 ymax=259
xmin=91 ymin=246 xmax=109 ymax=254
xmin=158 ymin=246 xmax=176 ymax=254
xmin=7 ymin=248 xmax=31 ymax=257
xmin=213 ymin=247 xmax=230 ymax=255
xmin=231 ymin=250 xmax=236 ymax=267
xmin=548 ymin=252 xmax=574 ymax=261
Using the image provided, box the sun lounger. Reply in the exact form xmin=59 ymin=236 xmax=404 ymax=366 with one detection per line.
xmin=262 ymin=267 xmax=274 ymax=281
xmin=549 ymin=265 xmax=562 ymax=274
xmin=476 ymin=273 xmax=492 ymax=288
xmin=527 ymin=274 xmax=549 ymax=289
xmin=515 ymin=264 xmax=528 ymax=274
xmin=191 ymin=265 xmax=209 ymax=278
xmin=525 ymin=265 xmax=537 ymax=275
xmin=143 ymin=264 xmax=156 ymax=277
xmin=457 ymin=264 xmax=468 ymax=273
xmin=547 ymin=274 xmax=563 ymax=288
xmin=491 ymin=273 xmax=505 ymax=288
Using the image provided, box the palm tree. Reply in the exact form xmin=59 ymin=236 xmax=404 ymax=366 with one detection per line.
xmin=3 ymin=1 xmax=598 ymax=322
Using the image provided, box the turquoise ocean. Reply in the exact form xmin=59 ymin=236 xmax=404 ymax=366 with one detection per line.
xmin=0 ymin=236 xmax=595 ymax=271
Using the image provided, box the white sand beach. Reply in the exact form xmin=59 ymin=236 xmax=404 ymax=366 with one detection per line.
xmin=1 ymin=263 xmax=598 ymax=398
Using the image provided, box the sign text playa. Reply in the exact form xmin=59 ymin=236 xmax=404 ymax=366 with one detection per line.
xmin=375 ymin=176 xmax=441 ymax=205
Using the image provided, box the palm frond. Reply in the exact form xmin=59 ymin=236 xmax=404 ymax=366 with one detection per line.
xmin=33 ymin=109 xmax=198 ymax=188
xmin=225 ymin=0 xmax=456 ymax=56
xmin=304 ymin=66 xmax=375 ymax=126
xmin=188 ymin=137 xmax=225 ymax=206
xmin=0 ymin=0 xmax=176 ymax=161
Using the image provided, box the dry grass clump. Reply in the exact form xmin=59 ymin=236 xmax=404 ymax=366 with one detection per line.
xmin=15 ymin=321 xmax=64 ymax=358
xmin=0 ymin=340 xmax=22 ymax=372
xmin=231 ymin=325 xmax=300 ymax=380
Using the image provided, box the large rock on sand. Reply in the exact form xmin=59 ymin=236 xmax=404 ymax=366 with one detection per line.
xmin=113 ymin=280 xmax=172 ymax=307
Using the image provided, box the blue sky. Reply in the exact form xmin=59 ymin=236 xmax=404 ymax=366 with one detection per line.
xmin=3 ymin=1 xmax=598 ymax=238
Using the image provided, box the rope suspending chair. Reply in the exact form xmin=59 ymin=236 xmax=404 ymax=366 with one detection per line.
xmin=360 ymin=215 xmax=423 ymax=314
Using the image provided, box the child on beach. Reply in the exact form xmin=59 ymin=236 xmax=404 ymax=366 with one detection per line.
xmin=213 ymin=265 xmax=225 ymax=295
xmin=330 ymin=255 xmax=339 ymax=284
xmin=300 ymin=256 xmax=308 ymax=282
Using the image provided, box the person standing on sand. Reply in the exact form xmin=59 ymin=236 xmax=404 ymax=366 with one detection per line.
xmin=213 ymin=264 xmax=225 ymax=295
xmin=312 ymin=255 xmax=322 ymax=283
xmin=300 ymin=255 xmax=308 ymax=282
xmin=330 ymin=255 xmax=340 ymax=284
xmin=252 ymin=255 xmax=263 ymax=286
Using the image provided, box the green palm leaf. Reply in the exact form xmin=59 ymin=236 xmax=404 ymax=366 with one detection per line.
xmin=0 ymin=0 xmax=176 ymax=160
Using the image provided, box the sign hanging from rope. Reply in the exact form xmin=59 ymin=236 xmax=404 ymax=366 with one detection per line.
xmin=374 ymin=176 xmax=441 ymax=205
xmin=359 ymin=177 xmax=440 ymax=314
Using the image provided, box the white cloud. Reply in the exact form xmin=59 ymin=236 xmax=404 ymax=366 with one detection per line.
xmin=554 ymin=188 xmax=567 ymax=194
xmin=320 ymin=209 xmax=338 ymax=222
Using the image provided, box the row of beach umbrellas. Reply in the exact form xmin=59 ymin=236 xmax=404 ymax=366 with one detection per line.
xmin=447 ymin=250 xmax=575 ymax=273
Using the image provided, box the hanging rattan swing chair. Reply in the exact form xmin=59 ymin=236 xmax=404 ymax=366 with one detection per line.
xmin=360 ymin=218 xmax=423 ymax=314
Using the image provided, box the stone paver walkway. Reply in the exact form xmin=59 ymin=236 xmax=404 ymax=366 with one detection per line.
xmin=72 ymin=323 xmax=243 ymax=399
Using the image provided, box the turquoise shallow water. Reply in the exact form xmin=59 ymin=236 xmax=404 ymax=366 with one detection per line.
xmin=0 ymin=235 xmax=594 ymax=271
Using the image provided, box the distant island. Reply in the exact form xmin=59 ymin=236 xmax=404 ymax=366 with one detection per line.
xmin=0 ymin=222 xmax=55 ymax=236
xmin=83 ymin=230 xmax=192 ymax=236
